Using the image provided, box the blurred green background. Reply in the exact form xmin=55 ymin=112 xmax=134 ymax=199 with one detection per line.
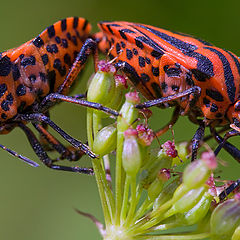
xmin=0 ymin=0 xmax=239 ymax=239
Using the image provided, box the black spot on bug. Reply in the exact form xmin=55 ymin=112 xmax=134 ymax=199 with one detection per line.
xmin=206 ymin=89 xmax=224 ymax=102
xmin=1 ymin=100 xmax=9 ymax=111
xmin=151 ymin=82 xmax=162 ymax=98
xmin=171 ymin=85 xmax=179 ymax=91
xmin=32 ymin=36 xmax=44 ymax=48
xmin=126 ymin=49 xmax=133 ymax=60
xmin=47 ymin=25 xmax=55 ymax=38
xmin=1 ymin=113 xmax=7 ymax=119
xmin=17 ymin=101 xmax=26 ymax=113
xmin=53 ymin=59 xmax=61 ymax=69
xmin=161 ymin=82 xmax=168 ymax=93
xmin=73 ymin=51 xmax=78 ymax=59
xmin=116 ymin=43 xmax=121 ymax=54
xmin=141 ymin=73 xmax=150 ymax=82
xmin=121 ymin=41 xmax=126 ymax=48
xmin=133 ymin=48 xmax=138 ymax=55
xmin=135 ymin=38 xmax=144 ymax=49
xmin=210 ymin=103 xmax=218 ymax=112
xmin=61 ymin=19 xmax=67 ymax=31
xmin=66 ymin=32 xmax=71 ymax=40
xmin=12 ymin=64 xmax=20 ymax=81
xmin=46 ymin=45 xmax=53 ymax=53
xmin=109 ymin=53 xmax=114 ymax=60
xmin=55 ymin=36 xmax=61 ymax=43
xmin=29 ymin=74 xmax=36 ymax=83
xmin=41 ymin=54 xmax=49 ymax=65
xmin=152 ymin=66 xmax=159 ymax=76
xmin=73 ymin=17 xmax=79 ymax=29
xmin=0 ymin=83 xmax=7 ymax=98
xmin=0 ymin=56 xmax=12 ymax=76
xmin=64 ymin=53 xmax=71 ymax=66
xmin=145 ymin=57 xmax=151 ymax=64
xmin=151 ymin=50 xmax=161 ymax=59
xmin=111 ymin=38 xmax=115 ymax=44
xmin=192 ymin=69 xmax=209 ymax=82
xmin=82 ymin=19 xmax=88 ymax=31
xmin=19 ymin=54 xmax=24 ymax=59
xmin=6 ymin=93 xmax=13 ymax=105
xmin=20 ymin=56 xmax=36 ymax=67
xmin=37 ymin=89 xmax=44 ymax=96
xmin=215 ymin=113 xmax=222 ymax=118
xmin=16 ymin=84 xmax=26 ymax=96
xmin=164 ymin=65 xmax=182 ymax=77
xmin=203 ymin=97 xmax=210 ymax=107
xmin=59 ymin=65 xmax=66 ymax=77
xmin=138 ymin=56 xmax=145 ymax=67
xmin=51 ymin=44 xmax=58 ymax=53
xmin=72 ymin=35 xmax=77 ymax=46
xmin=48 ymin=70 xmax=56 ymax=92
xmin=106 ymin=25 xmax=114 ymax=34
xmin=39 ymin=72 xmax=46 ymax=82
xmin=62 ymin=39 xmax=68 ymax=48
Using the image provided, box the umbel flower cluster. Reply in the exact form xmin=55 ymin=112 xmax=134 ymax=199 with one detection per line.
xmin=81 ymin=60 xmax=240 ymax=240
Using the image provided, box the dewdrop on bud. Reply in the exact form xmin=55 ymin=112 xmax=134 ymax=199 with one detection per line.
xmin=93 ymin=124 xmax=117 ymax=156
xmin=87 ymin=60 xmax=116 ymax=105
xmin=210 ymin=195 xmax=240 ymax=240
xmin=183 ymin=152 xmax=217 ymax=190
xmin=122 ymin=128 xmax=142 ymax=177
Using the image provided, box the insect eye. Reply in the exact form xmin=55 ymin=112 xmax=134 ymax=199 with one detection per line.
xmin=234 ymin=101 xmax=240 ymax=111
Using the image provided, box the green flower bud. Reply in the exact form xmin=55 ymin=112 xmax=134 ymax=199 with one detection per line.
xmin=169 ymin=185 xmax=208 ymax=216
xmin=118 ymin=92 xmax=140 ymax=133
xmin=87 ymin=63 xmax=116 ymax=105
xmin=153 ymin=177 xmax=181 ymax=210
xmin=148 ymin=168 xmax=171 ymax=200
xmin=172 ymin=142 xmax=189 ymax=166
xmin=177 ymin=191 xmax=213 ymax=225
xmin=93 ymin=124 xmax=117 ymax=156
xmin=232 ymin=225 xmax=240 ymax=240
xmin=122 ymin=128 xmax=142 ymax=177
xmin=140 ymin=148 xmax=173 ymax=189
xmin=210 ymin=196 xmax=240 ymax=240
xmin=183 ymin=153 xmax=217 ymax=190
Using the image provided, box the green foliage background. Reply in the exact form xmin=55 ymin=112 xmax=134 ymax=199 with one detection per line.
xmin=0 ymin=0 xmax=239 ymax=239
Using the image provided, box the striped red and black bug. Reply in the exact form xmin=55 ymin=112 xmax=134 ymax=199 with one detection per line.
xmin=0 ymin=17 xmax=118 ymax=173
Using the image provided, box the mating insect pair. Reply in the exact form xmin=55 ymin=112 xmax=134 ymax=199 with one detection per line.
xmin=0 ymin=17 xmax=240 ymax=193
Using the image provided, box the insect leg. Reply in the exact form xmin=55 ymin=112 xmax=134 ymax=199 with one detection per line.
xmin=135 ymin=86 xmax=201 ymax=109
xmin=0 ymin=143 xmax=39 ymax=167
xmin=15 ymin=113 xmax=96 ymax=159
xmin=219 ymin=179 xmax=240 ymax=201
xmin=18 ymin=122 xmax=93 ymax=174
xmin=210 ymin=127 xmax=240 ymax=162
xmin=155 ymin=106 xmax=180 ymax=137
xmin=38 ymin=93 xmax=119 ymax=117
xmin=33 ymin=123 xmax=85 ymax=161
xmin=57 ymin=38 xmax=98 ymax=95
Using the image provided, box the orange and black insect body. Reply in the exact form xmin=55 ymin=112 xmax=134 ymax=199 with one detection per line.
xmin=92 ymin=21 xmax=240 ymax=163
xmin=0 ymin=17 xmax=118 ymax=173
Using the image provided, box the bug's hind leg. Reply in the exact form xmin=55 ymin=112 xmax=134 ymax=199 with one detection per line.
xmin=33 ymin=123 xmax=85 ymax=162
xmin=15 ymin=113 xmax=96 ymax=159
xmin=18 ymin=122 xmax=93 ymax=174
xmin=219 ymin=179 xmax=240 ymax=201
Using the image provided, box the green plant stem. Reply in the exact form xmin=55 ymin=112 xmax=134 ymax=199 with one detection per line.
xmin=125 ymin=176 xmax=137 ymax=226
xmin=134 ymin=198 xmax=152 ymax=221
xmin=136 ymin=233 xmax=211 ymax=240
xmin=120 ymin=175 xmax=131 ymax=223
xmin=115 ymin=131 xmax=124 ymax=225
xmin=87 ymin=109 xmax=113 ymax=225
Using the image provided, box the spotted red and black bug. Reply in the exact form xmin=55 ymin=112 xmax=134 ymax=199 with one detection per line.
xmin=0 ymin=17 xmax=118 ymax=173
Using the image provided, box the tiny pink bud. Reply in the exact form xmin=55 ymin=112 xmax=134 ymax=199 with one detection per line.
xmin=136 ymin=124 xmax=154 ymax=146
xmin=206 ymin=174 xmax=217 ymax=197
xmin=234 ymin=193 xmax=240 ymax=201
xmin=201 ymin=151 xmax=217 ymax=170
xmin=114 ymin=74 xmax=128 ymax=88
xmin=124 ymin=128 xmax=138 ymax=138
xmin=157 ymin=168 xmax=171 ymax=182
xmin=97 ymin=60 xmax=116 ymax=73
xmin=125 ymin=91 xmax=140 ymax=104
xmin=162 ymin=140 xmax=178 ymax=158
